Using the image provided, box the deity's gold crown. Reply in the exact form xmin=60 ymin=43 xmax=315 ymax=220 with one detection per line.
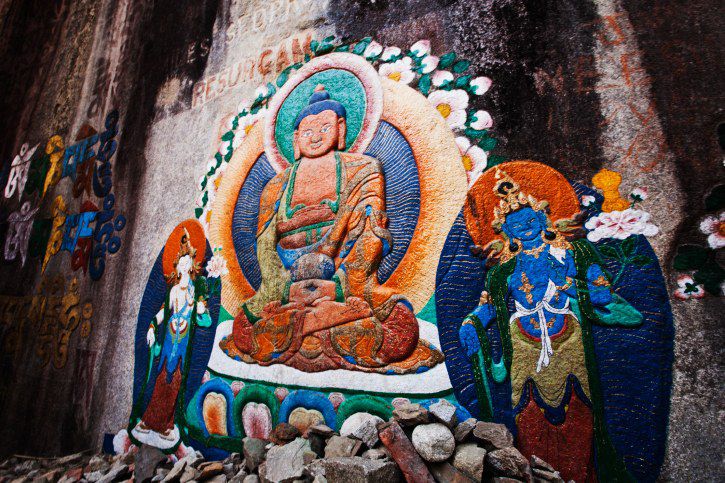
xmin=492 ymin=168 xmax=548 ymax=232
xmin=177 ymin=228 xmax=197 ymax=260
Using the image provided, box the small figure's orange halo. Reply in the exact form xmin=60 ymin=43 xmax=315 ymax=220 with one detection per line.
xmin=162 ymin=219 xmax=207 ymax=277
xmin=464 ymin=160 xmax=580 ymax=249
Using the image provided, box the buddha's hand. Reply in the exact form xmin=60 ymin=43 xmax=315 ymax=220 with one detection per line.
xmin=459 ymin=321 xmax=481 ymax=358
xmin=587 ymin=264 xmax=613 ymax=307
xmin=146 ymin=327 xmax=155 ymax=347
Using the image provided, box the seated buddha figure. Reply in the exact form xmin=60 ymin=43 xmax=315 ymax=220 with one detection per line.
xmin=220 ymin=85 xmax=444 ymax=373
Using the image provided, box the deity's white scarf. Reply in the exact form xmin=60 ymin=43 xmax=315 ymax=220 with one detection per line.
xmin=510 ymin=280 xmax=577 ymax=373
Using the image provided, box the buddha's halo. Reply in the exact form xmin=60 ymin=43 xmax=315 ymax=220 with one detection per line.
xmin=264 ymin=53 xmax=383 ymax=172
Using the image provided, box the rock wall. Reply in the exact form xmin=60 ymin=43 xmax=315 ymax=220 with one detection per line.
xmin=0 ymin=0 xmax=721 ymax=481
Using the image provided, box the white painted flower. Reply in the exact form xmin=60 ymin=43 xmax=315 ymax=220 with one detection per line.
xmin=432 ymin=70 xmax=454 ymax=87
xmin=237 ymin=98 xmax=252 ymax=114
xmin=428 ymin=89 xmax=469 ymax=129
xmin=254 ymin=84 xmax=269 ymax=99
xmin=206 ymin=252 xmax=229 ymax=278
xmin=379 ymin=57 xmax=415 ymax=84
xmin=206 ymin=156 xmax=220 ymax=172
xmin=410 ymin=40 xmax=431 ymax=57
xmin=585 ymin=208 xmax=659 ymax=242
xmin=363 ymin=40 xmax=383 ymax=58
xmin=699 ymin=212 xmax=725 ymax=249
xmin=630 ymin=187 xmax=648 ymax=203
xmin=381 ymin=46 xmax=401 ymax=61
xmin=219 ymin=140 xmax=232 ymax=156
xmin=456 ymin=137 xmax=488 ymax=186
xmin=581 ymin=195 xmax=596 ymax=207
xmin=469 ymin=110 xmax=493 ymax=130
xmin=470 ymin=76 xmax=492 ymax=95
xmin=421 ymin=55 xmax=439 ymax=74
xmin=233 ymin=113 xmax=262 ymax=148
xmin=673 ymin=274 xmax=705 ymax=300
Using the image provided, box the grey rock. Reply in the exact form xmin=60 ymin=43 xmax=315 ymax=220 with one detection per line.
xmin=97 ymin=463 xmax=130 ymax=483
xmin=473 ymin=421 xmax=515 ymax=450
xmin=322 ymin=457 xmax=401 ymax=482
xmin=241 ymin=475 xmax=258 ymax=483
xmin=136 ymin=445 xmax=168 ymax=482
xmin=243 ymin=438 xmax=268 ymax=472
xmin=223 ymin=454 xmax=242 ymax=467
xmin=85 ymin=470 xmax=105 ymax=482
xmin=306 ymin=424 xmax=334 ymax=438
xmin=361 ymin=448 xmax=390 ymax=460
xmin=392 ymin=403 xmax=430 ymax=426
xmin=162 ymin=459 xmax=187 ymax=483
xmin=303 ymin=459 xmax=326 ymax=480
xmin=427 ymin=462 xmax=475 ymax=483
xmin=411 ymin=423 xmax=456 ymax=462
xmin=264 ymin=438 xmax=311 ymax=483
xmin=530 ymin=455 xmax=555 ymax=472
xmin=454 ymin=418 xmax=477 ymax=443
xmin=88 ymin=456 xmax=111 ymax=473
xmin=179 ymin=466 xmax=200 ymax=483
xmin=452 ymin=443 xmax=486 ymax=481
xmin=324 ymin=436 xmax=363 ymax=458
xmin=428 ymin=399 xmax=458 ymax=428
xmin=486 ymin=447 xmax=531 ymax=479
xmin=532 ymin=467 xmax=564 ymax=482
xmin=228 ymin=468 xmax=248 ymax=483
xmin=56 ymin=453 xmax=86 ymax=467
xmin=205 ymin=476 xmax=228 ymax=483
xmin=339 ymin=413 xmax=383 ymax=448
xmin=311 ymin=476 xmax=327 ymax=483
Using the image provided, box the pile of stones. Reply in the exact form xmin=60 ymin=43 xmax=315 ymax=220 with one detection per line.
xmin=0 ymin=400 xmax=567 ymax=482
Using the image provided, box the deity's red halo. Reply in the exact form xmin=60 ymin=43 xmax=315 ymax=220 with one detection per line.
xmin=464 ymin=160 xmax=580 ymax=249
xmin=162 ymin=219 xmax=207 ymax=277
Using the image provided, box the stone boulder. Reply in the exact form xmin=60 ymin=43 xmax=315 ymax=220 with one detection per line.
xmin=339 ymin=413 xmax=384 ymax=448
xmin=452 ymin=443 xmax=486 ymax=481
xmin=411 ymin=423 xmax=456 ymax=463
xmin=322 ymin=457 xmax=401 ymax=482
xmin=486 ymin=446 xmax=531 ymax=480
xmin=392 ymin=403 xmax=430 ymax=426
xmin=428 ymin=399 xmax=458 ymax=428
xmin=264 ymin=438 xmax=310 ymax=483
xmin=473 ymin=421 xmax=514 ymax=450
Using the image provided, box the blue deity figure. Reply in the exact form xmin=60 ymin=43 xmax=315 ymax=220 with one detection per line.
xmin=458 ymin=168 xmax=642 ymax=482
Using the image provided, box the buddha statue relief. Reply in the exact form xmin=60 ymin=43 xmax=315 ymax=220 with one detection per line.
xmin=219 ymin=85 xmax=444 ymax=373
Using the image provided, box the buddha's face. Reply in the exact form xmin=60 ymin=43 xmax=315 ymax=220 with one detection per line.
xmin=503 ymin=207 xmax=546 ymax=241
xmin=294 ymin=110 xmax=346 ymax=159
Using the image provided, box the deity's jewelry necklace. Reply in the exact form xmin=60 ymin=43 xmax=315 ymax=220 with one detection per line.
xmin=522 ymin=243 xmax=546 ymax=258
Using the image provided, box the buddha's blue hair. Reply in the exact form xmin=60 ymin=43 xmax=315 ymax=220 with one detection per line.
xmin=293 ymin=86 xmax=346 ymax=128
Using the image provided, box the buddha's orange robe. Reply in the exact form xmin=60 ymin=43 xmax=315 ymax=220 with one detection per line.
xmin=220 ymin=152 xmax=443 ymax=373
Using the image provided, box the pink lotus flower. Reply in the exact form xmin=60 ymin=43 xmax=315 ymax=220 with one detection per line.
xmin=328 ymin=392 xmax=345 ymax=410
xmin=673 ymin=275 xmax=705 ymax=300
xmin=699 ymin=212 xmax=725 ymax=249
xmin=585 ymin=208 xmax=659 ymax=242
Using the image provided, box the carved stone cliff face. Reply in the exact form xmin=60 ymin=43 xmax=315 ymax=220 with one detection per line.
xmin=0 ymin=1 xmax=720 ymax=480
